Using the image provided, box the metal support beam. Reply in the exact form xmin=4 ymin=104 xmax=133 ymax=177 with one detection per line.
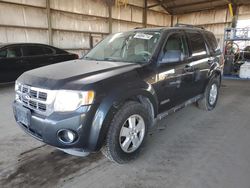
xmin=108 ymin=3 xmax=112 ymax=34
xmin=229 ymin=0 xmax=238 ymax=28
xmin=167 ymin=0 xmax=224 ymax=10
xmin=156 ymin=0 xmax=171 ymax=14
xmin=143 ymin=0 xmax=147 ymax=28
xmin=173 ymin=5 xmax=228 ymax=15
xmin=46 ymin=0 xmax=52 ymax=45
xmin=147 ymin=3 xmax=160 ymax=9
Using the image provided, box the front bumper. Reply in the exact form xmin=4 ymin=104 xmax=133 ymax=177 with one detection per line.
xmin=13 ymin=101 xmax=97 ymax=151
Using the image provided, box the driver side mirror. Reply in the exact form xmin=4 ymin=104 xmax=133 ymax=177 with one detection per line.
xmin=215 ymin=48 xmax=221 ymax=55
xmin=159 ymin=50 xmax=183 ymax=64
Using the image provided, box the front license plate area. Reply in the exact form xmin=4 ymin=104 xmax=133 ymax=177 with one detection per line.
xmin=16 ymin=105 xmax=31 ymax=127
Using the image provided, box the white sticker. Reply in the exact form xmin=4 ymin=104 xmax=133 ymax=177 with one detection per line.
xmin=134 ymin=33 xmax=153 ymax=40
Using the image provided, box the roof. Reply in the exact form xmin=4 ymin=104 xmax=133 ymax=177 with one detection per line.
xmin=0 ymin=43 xmax=52 ymax=48
xmin=0 ymin=42 xmax=48 ymax=46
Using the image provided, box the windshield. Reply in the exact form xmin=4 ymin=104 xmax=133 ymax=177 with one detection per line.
xmin=84 ymin=31 xmax=161 ymax=64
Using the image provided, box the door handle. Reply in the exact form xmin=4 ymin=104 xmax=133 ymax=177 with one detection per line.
xmin=169 ymin=80 xmax=181 ymax=86
xmin=184 ymin=65 xmax=193 ymax=72
xmin=19 ymin=60 xmax=29 ymax=63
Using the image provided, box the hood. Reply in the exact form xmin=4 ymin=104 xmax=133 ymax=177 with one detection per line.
xmin=18 ymin=59 xmax=140 ymax=89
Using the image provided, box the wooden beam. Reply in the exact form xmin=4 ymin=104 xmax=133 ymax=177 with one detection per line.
xmin=112 ymin=18 xmax=142 ymax=25
xmin=108 ymin=3 xmax=112 ymax=34
xmin=46 ymin=0 xmax=52 ymax=45
xmin=0 ymin=24 xmax=48 ymax=30
xmin=147 ymin=3 xmax=160 ymax=8
xmin=143 ymin=0 xmax=147 ymax=28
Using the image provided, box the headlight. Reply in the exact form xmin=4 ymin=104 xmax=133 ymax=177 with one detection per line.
xmin=15 ymin=81 xmax=21 ymax=91
xmin=54 ymin=90 xmax=95 ymax=112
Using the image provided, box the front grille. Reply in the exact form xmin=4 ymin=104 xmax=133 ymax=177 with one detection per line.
xmin=16 ymin=84 xmax=55 ymax=115
xmin=30 ymin=89 xmax=37 ymax=98
xmin=39 ymin=92 xmax=47 ymax=101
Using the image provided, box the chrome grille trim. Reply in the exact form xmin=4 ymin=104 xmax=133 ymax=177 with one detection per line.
xmin=15 ymin=83 xmax=56 ymax=116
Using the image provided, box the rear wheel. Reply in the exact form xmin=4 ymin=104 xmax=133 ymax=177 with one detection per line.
xmin=197 ymin=76 xmax=220 ymax=111
xmin=101 ymin=101 xmax=151 ymax=164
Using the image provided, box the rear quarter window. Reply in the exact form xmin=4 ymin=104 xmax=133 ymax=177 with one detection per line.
xmin=187 ymin=31 xmax=207 ymax=57
xmin=43 ymin=47 xmax=55 ymax=55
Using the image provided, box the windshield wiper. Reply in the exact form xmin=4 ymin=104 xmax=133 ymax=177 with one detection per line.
xmin=103 ymin=57 xmax=120 ymax=62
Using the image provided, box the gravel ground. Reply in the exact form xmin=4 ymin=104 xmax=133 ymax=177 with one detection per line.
xmin=0 ymin=79 xmax=250 ymax=188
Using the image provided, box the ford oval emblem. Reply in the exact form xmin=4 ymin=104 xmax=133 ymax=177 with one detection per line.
xmin=23 ymin=93 xmax=31 ymax=101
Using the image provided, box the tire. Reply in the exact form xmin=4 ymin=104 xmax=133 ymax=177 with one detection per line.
xmin=197 ymin=76 xmax=220 ymax=111
xmin=101 ymin=101 xmax=151 ymax=164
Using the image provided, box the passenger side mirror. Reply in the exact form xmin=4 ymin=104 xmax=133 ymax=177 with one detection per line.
xmin=160 ymin=50 xmax=183 ymax=64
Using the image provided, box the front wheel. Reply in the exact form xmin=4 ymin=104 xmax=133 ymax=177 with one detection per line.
xmin=101 ymin=101 xmax=151 ymax=164
xmin=197 ymin=77 xmax=220 ymax=111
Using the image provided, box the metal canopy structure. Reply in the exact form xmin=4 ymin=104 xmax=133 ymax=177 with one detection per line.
xmin=147 ymin=0 xmax=250 ymax=15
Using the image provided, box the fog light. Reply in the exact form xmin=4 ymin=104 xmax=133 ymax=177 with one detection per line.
xmin=57 ymin=129 xmax=77 ymax=144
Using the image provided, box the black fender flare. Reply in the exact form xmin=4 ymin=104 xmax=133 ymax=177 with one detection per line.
xmin=87 ymin=83 xmax=158 ymax=151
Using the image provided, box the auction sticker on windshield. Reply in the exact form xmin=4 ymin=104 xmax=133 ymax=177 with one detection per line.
xmin=134 ymin=33 xmax=153 ymax=40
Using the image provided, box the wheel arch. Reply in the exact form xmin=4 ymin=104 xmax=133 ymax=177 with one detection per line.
xmin=205 ymin=67 xmax=222 ymax=91
xmin=87 ymin=85 xmax=158 ymax=151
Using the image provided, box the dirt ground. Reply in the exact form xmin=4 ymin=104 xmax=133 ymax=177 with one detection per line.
xmin=0 ymin=79 xmax=250 ymax=188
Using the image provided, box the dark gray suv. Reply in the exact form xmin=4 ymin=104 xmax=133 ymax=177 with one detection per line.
xmin=13 ymin=25 xmax=224 ymax=163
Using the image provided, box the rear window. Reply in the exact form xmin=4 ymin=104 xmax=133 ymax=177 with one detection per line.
xmin=55 ymin=48 xmax=68 ymax=55
xmin=187 ymin=32 xmax=207 ymax=57
xmin=205 ymin=32 xmax=219 ymax=54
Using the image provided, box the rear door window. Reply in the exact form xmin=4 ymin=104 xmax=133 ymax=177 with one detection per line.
xmin=187 ymin=32 xmax=207 ymax=57
xmin=22 ymin=45 xmax=45 ymax=57
xmin=205 ymin=32 xmax=219 ymax=54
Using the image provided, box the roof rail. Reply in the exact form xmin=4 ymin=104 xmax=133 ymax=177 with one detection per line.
xmin=174 ymin=23 xmax=205 ymax=30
